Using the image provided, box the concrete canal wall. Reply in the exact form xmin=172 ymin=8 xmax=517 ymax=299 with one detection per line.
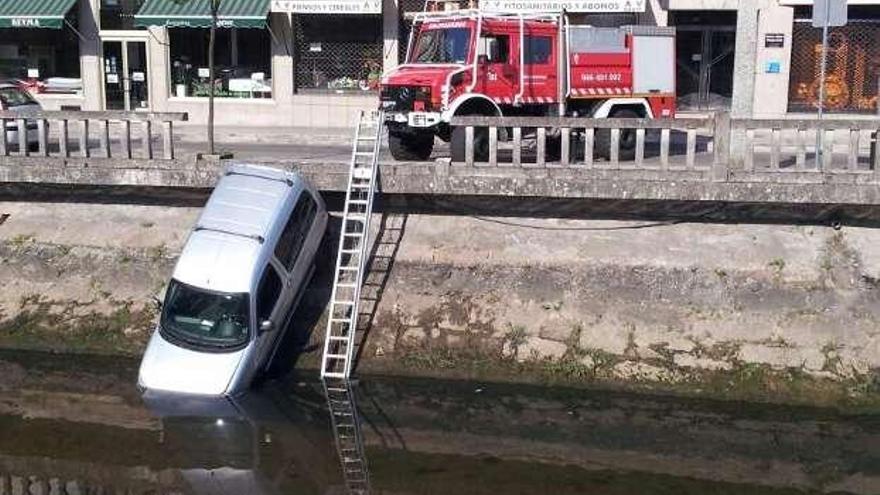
xmin=1 ymin=201 xmax=879 ymax=406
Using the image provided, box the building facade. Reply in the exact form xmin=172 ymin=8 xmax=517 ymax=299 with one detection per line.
xmin=1 ymin=0 xmax=878 ymax=127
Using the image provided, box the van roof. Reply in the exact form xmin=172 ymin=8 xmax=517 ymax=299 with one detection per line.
xmin=173 ymin=164 xmax=302 ymax=293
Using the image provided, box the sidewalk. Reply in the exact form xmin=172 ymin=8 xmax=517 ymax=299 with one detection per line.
xmin=174 ymin=124 xmax=354 ymax=147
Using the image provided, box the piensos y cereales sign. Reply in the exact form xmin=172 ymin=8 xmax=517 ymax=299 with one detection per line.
xmin=271 ymin=0 xmax=382 ymax=14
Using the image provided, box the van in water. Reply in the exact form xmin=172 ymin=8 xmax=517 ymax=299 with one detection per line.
xmin=138 ymin=163 xmax=328 ymax=396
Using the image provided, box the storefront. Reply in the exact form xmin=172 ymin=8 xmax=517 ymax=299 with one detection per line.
xmin=136 ymin=0 xmax=273 ymax=101
xmin=670 ymin=10 xmax=737 ymax=111
xmin=0 ymin=0 xmax=83 ymax=99
xmin=271 ymin=0 xmax=383 ymax=93
xmin=788 ymin=5 xmax=880 ymax=114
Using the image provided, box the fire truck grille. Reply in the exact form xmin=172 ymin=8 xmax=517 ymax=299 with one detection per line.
xmin=380 ymin=86 xmax=418 ymax=112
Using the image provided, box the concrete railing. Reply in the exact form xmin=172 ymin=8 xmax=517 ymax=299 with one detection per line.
xmin=736 ymin=118 xmax=880 ymax=178
xmin=0 ymin=110 xmax=188 ymax=161
xmin=452 ymin=115 xmax=720 ymax=170
xmin=451 ymin=114 xmax=880 ymax=182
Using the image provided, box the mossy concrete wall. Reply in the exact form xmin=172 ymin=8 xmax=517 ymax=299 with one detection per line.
xmin=1 ymin=201 xmax=879 ymax=406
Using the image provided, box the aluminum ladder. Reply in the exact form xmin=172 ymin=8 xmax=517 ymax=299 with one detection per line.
xmin=324 ymin=380 xmax=371 ymax=494
xmin=321 ymin=110 xmax=384 ymax=380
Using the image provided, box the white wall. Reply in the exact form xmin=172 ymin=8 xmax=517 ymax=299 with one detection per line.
xmin=753 ymin=5 xmax=795 ymax=117
xmin=78 ymin=0 xmax=102 ymax=110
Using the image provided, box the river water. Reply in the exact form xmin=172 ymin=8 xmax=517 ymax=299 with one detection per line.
xmin=0 ymin=349 xmax=877 ymax=495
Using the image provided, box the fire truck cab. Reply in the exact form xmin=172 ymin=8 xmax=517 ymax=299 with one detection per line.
xmin=380 ymin=8 xmax=676 ymax=161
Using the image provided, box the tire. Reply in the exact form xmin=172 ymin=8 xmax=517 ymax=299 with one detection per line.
xmin=595 ymin=109 xmax=639 ymax=161
xmin=388 ymin=131 xmax=434 ymax=161
xmin=451 ymin=125 xmax=489 ymax=162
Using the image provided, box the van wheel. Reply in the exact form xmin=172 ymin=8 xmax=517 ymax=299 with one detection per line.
xmin=388 ymin=131 xmax=434 ymax=161
xmin=595 ymin=109 xmax=639 ymax=161
xmin=451 ymin=125 xmax=489 ymax=162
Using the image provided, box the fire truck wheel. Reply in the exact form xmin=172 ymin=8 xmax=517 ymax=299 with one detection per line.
xmin=451 ymin=125 xmax=489 ymax=162
xmin=595 ymin=109 xmax=639 ymax=161
xmin=389 ymin=132 xmax=434 ymax=161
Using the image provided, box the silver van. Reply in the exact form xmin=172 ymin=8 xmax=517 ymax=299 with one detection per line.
xmin=138 ymin=163 xmax=328 ymax=396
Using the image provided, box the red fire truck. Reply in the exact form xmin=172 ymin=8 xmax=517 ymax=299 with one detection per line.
xmin=380 ymin=8 xmax=676 ymax=161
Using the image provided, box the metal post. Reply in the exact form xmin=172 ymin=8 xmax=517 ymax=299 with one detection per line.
xmin=816 ymin=9 xmax=830 ymax=162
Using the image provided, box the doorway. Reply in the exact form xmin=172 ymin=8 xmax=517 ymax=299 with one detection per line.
xmin=671 ymin=11 xmax=737 ymax=111
xmin=102 ymin=39 xmax=150 ymax=111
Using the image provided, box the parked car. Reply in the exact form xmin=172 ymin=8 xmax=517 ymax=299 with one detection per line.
xmin=138 ymin=163 xmax=328 ymax=396
xmin=0 ymin=82 xmax=41 ymax=150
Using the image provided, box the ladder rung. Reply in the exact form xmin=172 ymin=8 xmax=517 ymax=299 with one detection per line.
xmin=329 ymin=336 xmax=349 ymax=341
xmin=324 ymin=371 xmax=346 ymax=379
xmin=337 ymin=283 xmax=357 ymax=288
xmin=331 ymin=317 xmax=352 ymax=323
xmin=354 ymin=151 xmax=373 ymax=156
xmin=349 ymin=199 xmax=368 ymax=205
xmin=334 ymin=300 xmax=355 ymax=305
xmin=340 ymin=249 xmax=360 ymax=254
xmin=339 ymin=266 xmax=358 ymax=271
xmin=344 ymin=231 xmax=364 ymax=237
xmin=325 ymin=354 xmax=348 ymax=359
xmin=346 ymin=217 xmax=366 ymax=223
xmin=350 ymin=183 xmax=371 ymax=189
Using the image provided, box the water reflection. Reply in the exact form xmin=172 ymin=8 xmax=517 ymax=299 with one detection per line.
xmin=324 ymin=379 xmax=370 ymax=494
xmin=0 ymin=350 xmax=878 ymax=494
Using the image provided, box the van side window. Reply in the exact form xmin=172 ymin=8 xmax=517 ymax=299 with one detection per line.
xmin=274 ymin=193 xmax=318 ymax=272
xmin=256 ymin=266 xmax=282 ymax=322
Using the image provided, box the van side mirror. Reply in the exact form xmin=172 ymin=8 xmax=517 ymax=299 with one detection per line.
xmin=259 ymin=320 xmax=274 ymax=333
xmin=151 ymin=295 xmax=163 ymax=311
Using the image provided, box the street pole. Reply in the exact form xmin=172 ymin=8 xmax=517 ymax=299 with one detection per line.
xmin=208 ymin=0 xmax=219 ymax=156
xmin=816 ymin=8 xmax=829 ymax=164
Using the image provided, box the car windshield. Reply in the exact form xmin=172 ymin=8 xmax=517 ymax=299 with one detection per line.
xmin=160 ymin=279 xmax=250 ymax=350
xmin=412 ymin=27 xmax=471 ymax=64
xmin=0 ymin=87 xmax=36 ymax=108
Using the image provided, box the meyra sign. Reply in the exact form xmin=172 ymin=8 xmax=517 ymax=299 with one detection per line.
xmin=11 ymin=18 xmax=42 ymax=27
xmin=480 ymin=0 xmax=645 ymax=12
xmin=271 ymin=0 xmax=382 ymax=14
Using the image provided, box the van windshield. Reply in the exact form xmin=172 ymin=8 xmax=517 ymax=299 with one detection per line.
xmin=160 ymin=279 xmax=250 ymax=350
xmin=412 ymin=27 xmax=471 ymax=64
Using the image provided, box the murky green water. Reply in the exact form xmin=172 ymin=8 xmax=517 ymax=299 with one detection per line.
xmin=0 ymin=349 xmax=877 ymax=495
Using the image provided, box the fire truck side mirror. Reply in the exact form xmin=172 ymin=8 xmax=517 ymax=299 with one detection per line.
xmin=477 ymin=54 xmax=489 ymax=66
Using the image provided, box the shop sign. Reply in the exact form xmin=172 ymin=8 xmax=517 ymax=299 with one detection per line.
xmin=765 ymin=33 xmax=785 ymax=48
xmin=10 ymin=17 xmax=42 ymax=28
xmin=271 ymin=0 xmax=382 ymax=14
xmin=479 ymin=0 xmax=645 ymax=12
xmin=132 ymin=72 xmax=145 ymax=82
xmin=27 ymin=68 xmax=39 ymax=79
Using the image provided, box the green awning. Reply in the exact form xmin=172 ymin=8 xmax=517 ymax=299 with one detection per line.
xmin=0 ymin=0 xmax=78 ymax=29
xmin=135 ymin=0 xmax=269 ymax=28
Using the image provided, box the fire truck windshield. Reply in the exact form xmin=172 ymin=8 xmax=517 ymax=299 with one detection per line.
xmin=412 ymin=27 xmax=471 ymax=64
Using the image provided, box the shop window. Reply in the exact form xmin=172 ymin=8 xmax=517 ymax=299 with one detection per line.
xmin=293 ymin=15 xmax=382 ymax=92
xmin=789 ymin=19 xmax=880 ymax=114
xmin=169 ymin=28 xmax=272 ymax=99
xmin=0 ymin=29 xmax=81 ymax=95
xmin=101 ymin=0 xmax=146 ymax=30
